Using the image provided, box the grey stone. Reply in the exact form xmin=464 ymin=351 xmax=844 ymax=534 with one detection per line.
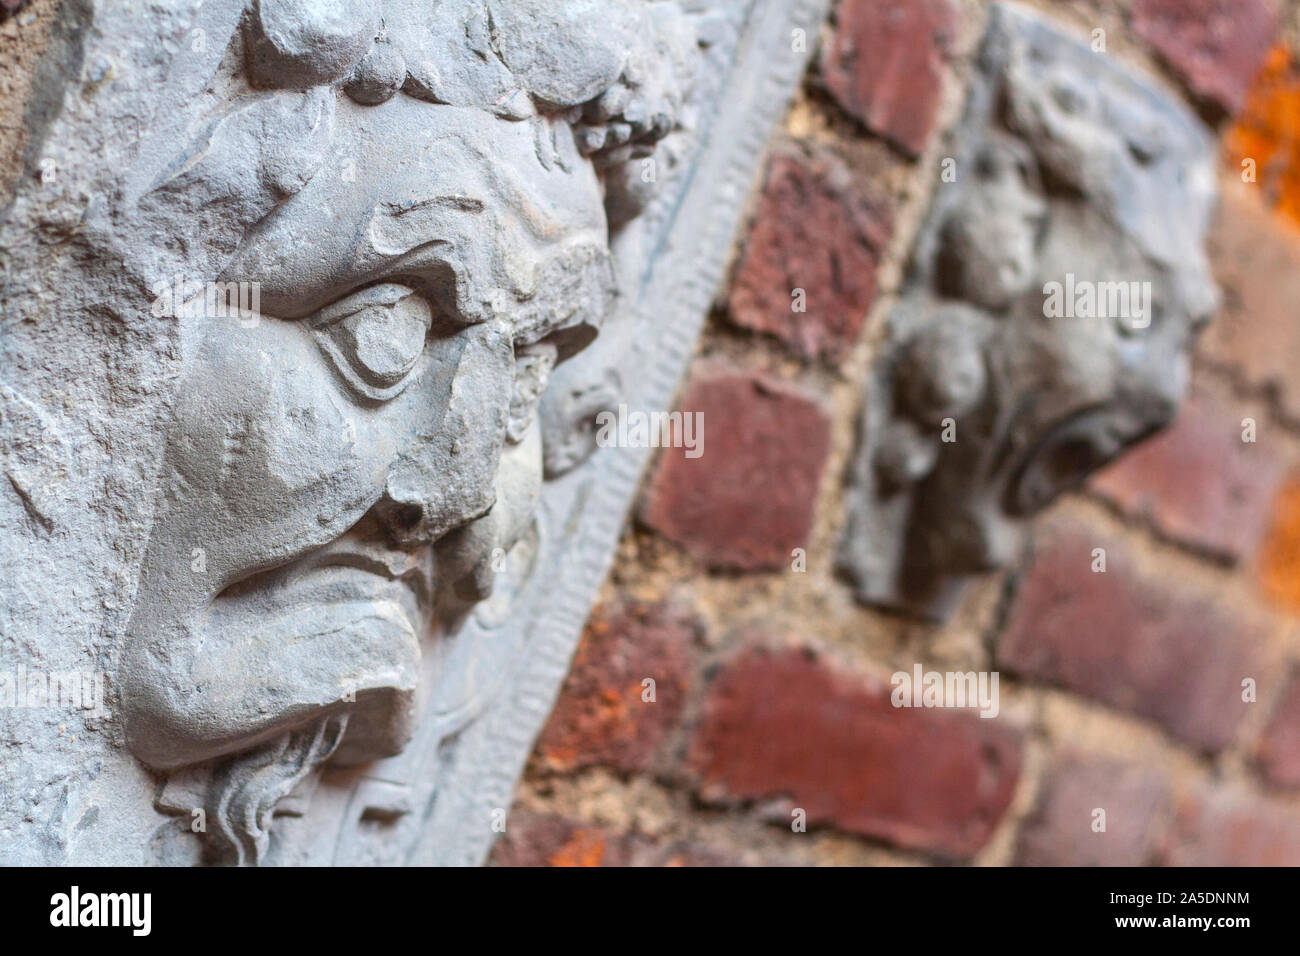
xmin=0 ymin=0 xmax=827 ymax=865
xmin=245 ymin=0 xmax=380 ymax=90
xmin=836 ymin=3 xmax=1220 ymax=621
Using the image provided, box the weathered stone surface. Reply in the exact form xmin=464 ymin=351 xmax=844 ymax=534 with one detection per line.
xmin=837 ymin=4 xmax=1220 ymax=620
xmin=1014 ymin=752 xmax=1171 ymax=866
xmin=689 ymin=644 xmax=1022 ymax=858
xmin=727 ymin=148 xmax=891 ymax=362
xmin=1089 ymin=392 xmax=1289 ymax=561
xmin=244 ymin=0 xmax=379 ymax=91
xmin=1132 ymin=0 xmax=1280 ymax=115
xmin=821 ymin=0 xmax=955 ymax=156
xmin=998 ymin=526 xmax=1265 ymax=752
xmin=640 ymin=367 xmax=832 ymax=570
xmin=0 ymin=0 xmax=831 ymax=866
xmin=534 ymin=600 xmax=695 ymax=775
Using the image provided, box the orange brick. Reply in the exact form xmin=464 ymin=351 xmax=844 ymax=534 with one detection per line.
xmin=548 ymin=829 xmax=607 ymax=868
xmin=1225 ymin=46 xmax=1300 ymax=229
xmin=1257 ymin=472 xmax=1300 ymax=614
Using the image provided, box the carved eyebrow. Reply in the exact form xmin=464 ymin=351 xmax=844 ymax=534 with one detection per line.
xmin=363 ymin=194 xmax=488 ymax=268
xmin=382 ymin=195 xmax=486 ymax=216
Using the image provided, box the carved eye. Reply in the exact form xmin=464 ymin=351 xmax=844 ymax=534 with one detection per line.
xmin=310 ymin=284 xmax=432 ymax=401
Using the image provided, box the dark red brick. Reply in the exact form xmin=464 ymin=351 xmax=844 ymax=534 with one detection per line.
xmin=1089 ymin=393 xmax=1288 ymax=561
xmin=727 ymin=149 xmax=891 ymax=362
xmin=998 ymin=526 xmax=1266 ymax=751
xmin=639 ymin=368 xmax=832 ymax=571
xmin=1014 ymin=752 xmax=1171 ymax=866
xmin=1256 ymin=667 xmax=1300 ymax=789
xmin=533 ymin=600 xmax=694 ymax=775
xmin=689 ymin=644 xmax=1022 ymax=858
xmin=821 ymin=0 xmax=956 ymax=156
xmin=489 ymin=811 xmax=733 ymax=867
xmin=1162 ymin=787 xmax=1300 ymax=865
xmin=1132 ymin=0 xmax=1280 ymax=115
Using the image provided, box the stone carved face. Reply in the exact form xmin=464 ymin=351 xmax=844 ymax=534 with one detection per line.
xmin=117 ymin=0 xmax=694 ymax=859
xmin=837 ymin=6 xmax=1220 ymax=620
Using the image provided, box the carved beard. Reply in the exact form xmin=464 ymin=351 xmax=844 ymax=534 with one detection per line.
xmin=181 ymin=502 xmax=431 ymax=866
xmin=183 ymin=409 xmax=553 ymax=864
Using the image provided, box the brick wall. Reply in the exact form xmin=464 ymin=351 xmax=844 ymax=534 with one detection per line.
xmin=493 ymin=0 xmax=1300 ymax=867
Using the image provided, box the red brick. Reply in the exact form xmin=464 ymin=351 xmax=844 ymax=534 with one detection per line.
xmin=639 ymin=368 xmax=832 ymax=571
xmin=821 ymin=0 xmax=956 ymax=156
xmin=1014 ymin=752 xmax=1171 ymax=866
xmin=533 ymin=600 xmax=694 ymax=775
xmin=727 ymin=150 xmax=891 ymax=362
xmin=689 ymin=645 xmax=1022 ymax=858
xmin=489 ymin=812 xmax=612 ymax=867
xmin=998 ymin=526 xmax=1265 ymax=751
xmin=1132 ymin=0 xmax=1280 ymax=115
xmin=1202 ymin=185 xmax=1300 ymax=426
xmin=489 ymin=811 xmax=733 ymax=867
xmin=1256 ymin=667 xmax=1300 ymax=789
xmin=1162 ymin=788 xmax=1300 ymax=865
xmin=1089 ymin=393 xmax=1288 ymax=561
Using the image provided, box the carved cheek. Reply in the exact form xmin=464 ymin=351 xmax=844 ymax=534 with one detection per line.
xmin=164 ymin=323 xmax=386 ymax=581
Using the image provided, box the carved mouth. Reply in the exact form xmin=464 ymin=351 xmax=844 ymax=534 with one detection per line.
xmin=1003 ymin=406 xmax=1155 ymax=516
xmin=216 ymin=523 xmax=433 ymax=629
xmin=299 ymin=535 xmax=436 ymax=619
xmin=187 ymin=529 xmax=436 ymax=765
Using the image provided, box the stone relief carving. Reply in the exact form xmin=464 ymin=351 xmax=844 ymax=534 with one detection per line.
xmin=119 ymin=0 xmax=699 ymax=865
xmin=0 ymin=0 xmax=829 ymax=865
xmin=837 ymin=4 xmax=1221 ymax=621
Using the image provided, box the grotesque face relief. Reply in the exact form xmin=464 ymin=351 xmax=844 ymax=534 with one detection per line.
xmin=837 ymin=4 xmax=1220 ymax=621
xmin=110 ymin=0 xmax=697 ymax=863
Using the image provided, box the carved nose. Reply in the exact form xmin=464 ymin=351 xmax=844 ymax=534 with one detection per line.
xmin=370 ymin=495 xmax=426 ymax=545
